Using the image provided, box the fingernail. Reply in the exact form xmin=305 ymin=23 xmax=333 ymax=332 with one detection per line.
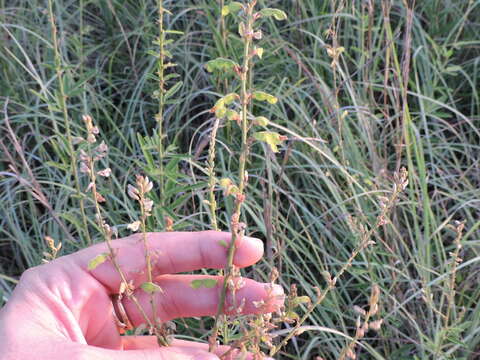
xmin=271 ymin=284 xmax=284 ymax=296
xmin=245 ymin=236 xmax=264 ymax=251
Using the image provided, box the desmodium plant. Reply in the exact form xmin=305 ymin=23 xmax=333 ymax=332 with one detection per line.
xmin=79 ymin=1 xmax=408 ymax=358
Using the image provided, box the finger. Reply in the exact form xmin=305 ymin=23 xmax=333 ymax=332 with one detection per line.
xmin=122 ymin=275 xmax=284 ymax=323
xmin=122 ymin=337 xmax=225 ymax=352
xmin=121 ymin=338 xmax=275 ymax=360
xmin=79 ymin=343 xmax=219 ymax=360
xmin=72 ymin=231 xmax=264 ymax=293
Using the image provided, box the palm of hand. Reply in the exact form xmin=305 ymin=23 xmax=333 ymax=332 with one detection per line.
xmin=0 ymin=232 xmax=282 ymax=359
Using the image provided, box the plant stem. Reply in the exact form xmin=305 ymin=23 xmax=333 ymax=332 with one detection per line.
xmin=139 ymin=196 xmax=168 ymax=345
xmin=47 ymin=0 xmax=91 ymax=244
xmin=156 ymin=0 xmax=166 ymax=211
xmin=220 ymin=0 xmax=229 ymax=93
xmin=210 ymin=2 xmax=254 ymax=350
xmin=87 ymin=159 xmax=154 ymax=332
xmin=270 ymin=172 xmax=406 ymax=356
xmin=207 ymin=118 xmax=220 ymax=231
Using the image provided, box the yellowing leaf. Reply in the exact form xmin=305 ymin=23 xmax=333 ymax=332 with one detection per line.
xmin=221 ymin=5 xmax=230 ymax=16
xmin=222 ymin=93 xmax=239 ymax=105
xmin=141 ymin=281 xmax=163 ymax=294
xmin=260 ymin=8 xmax=288 ymax=21
xmin=219 ymin=178 xmax=239 ymax=196
xmin=286 ymin=311 xmax=300 ymax=321
xmin=253 ymin=131 xmax=285 ymax=153
xmin=226 ymin=109 xmax=240 ymax=121
xmin=88 ymin=253 xmax=109 ymax=271
xmin=214 ymin=98 xmax=225 ymax=109
xmin=255 ymin=116 xmax=269 ymax=126
xmin=215 ymin=106 xmax=227 ymax=119
xmin=252 ymin=91 xmax=278 ymax=104
xmin=255 ymin=47 xmax=264 ymax=59
xmin=219 ymin=178 xmax=232 ymax=188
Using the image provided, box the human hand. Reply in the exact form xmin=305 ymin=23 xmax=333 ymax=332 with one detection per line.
xmin=0 ymin=231 xmax=283 ymax=359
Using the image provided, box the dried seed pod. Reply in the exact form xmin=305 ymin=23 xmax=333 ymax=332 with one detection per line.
xmin=369 ymin=319 xmax=383 ymax=331
xmin=97 ymin=168 xmax=112 ymax=177
xmin=127 ymin=184 xmax=139 ymax=200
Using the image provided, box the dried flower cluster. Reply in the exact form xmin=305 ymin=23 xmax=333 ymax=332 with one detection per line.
xmin=79 ymin=115 xmax=169 ymax=342
xmin=42 ymin=236 xmax=62 ymax=263
xmin=340 ymin=284 xmax=384 ymax=360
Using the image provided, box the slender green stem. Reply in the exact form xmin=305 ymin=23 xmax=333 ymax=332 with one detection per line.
xmin=47 ymin=0 xmax=91 ymax=244
xmin=156 ymin=0 xmax=166 ymax=210
xmin=220 ymin=0 xmax=229 ymax=92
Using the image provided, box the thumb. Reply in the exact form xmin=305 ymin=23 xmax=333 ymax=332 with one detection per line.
xmin=80 ymin=345 xmax=219 ymax=360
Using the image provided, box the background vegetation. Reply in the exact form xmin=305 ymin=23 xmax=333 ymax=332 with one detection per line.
xmin=1 ymin=0 xmax=480 ymax=359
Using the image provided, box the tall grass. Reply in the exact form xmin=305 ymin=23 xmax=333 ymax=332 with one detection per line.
xmin=1 ymin=0 xmax=480 ymax=358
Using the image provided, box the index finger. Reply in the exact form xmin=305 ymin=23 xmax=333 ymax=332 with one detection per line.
xmin=73 ymin=231 xmax=264 ymax=293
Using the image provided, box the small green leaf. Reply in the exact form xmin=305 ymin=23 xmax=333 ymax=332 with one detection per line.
xmin=202 ymin=279 xmax=218 ymax=288
xmin=191 ymin=279 xmax=218 ymax=289
xmin=292 ymin=296 xmax=311 ymax=306
xmin=252 ymin=91 xmax=278 ymax=104
xmin=165 ymin=30 xmax=184 ymax=35
xmin=191 ymin=279 xmax=203 ymax=289
xmin=253 ymin=131 xmax=285 ymax=153
xmin=164 ymin=73 xmax=180 ymax=82
xmin=88 ymin=253 xmax=109 ymax=270
xmin=222 ymin=2 xmax=243 ymax=16
xmin=445 ymin=65 xmax=462 ymax=74
xmin=260 ymin=8 xmax=288 ymax=21
xmin=141 ymin=281 xmax=163 ymax=294
xmin=218 ymin=240 xmax=229 ymax=248
xmin=147 ymin=49 xmax=159 ymax=58
xmin=164 ymin=81 xmax=183 ymax=100
xmin=205 ymin=58 xmax=239 ymax=73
